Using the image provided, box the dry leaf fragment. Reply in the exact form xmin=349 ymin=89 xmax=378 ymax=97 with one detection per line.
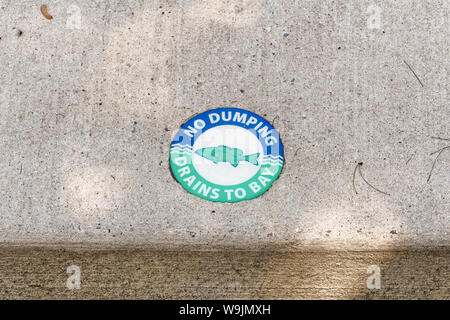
xmin=40 ymin=4 xmax=53 ymax=20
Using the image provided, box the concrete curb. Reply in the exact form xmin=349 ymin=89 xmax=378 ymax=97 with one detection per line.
xmin=0 ymin=247 xmax=448 ymax=299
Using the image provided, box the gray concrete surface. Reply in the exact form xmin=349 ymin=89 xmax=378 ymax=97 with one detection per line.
xmin=0 ymin=0 xmax=449 ymax=249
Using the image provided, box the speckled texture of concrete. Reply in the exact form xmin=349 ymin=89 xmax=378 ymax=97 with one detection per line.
xmin=0 ymin=0 xmax=448 ymax=249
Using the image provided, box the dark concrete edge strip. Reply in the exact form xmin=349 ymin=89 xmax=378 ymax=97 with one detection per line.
xmin=0 ymin=242 xmax=449 ymax=252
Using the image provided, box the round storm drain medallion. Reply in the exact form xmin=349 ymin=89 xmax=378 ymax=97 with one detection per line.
xmin=170 ymin=107 xmax=284 ymax=202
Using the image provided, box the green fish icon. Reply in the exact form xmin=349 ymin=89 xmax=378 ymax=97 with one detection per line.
xmin=195 ymin=145 xmax=260 ymax=167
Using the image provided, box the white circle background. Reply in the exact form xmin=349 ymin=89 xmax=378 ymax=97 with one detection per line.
xmin=192 ymin=125 xmax=263 ymax=186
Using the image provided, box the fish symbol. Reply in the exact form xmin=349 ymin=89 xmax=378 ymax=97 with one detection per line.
xmin=195 ymin=145 xmax=260 ymax=167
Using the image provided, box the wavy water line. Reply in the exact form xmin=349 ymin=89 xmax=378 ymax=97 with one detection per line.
xmin=171 ymin=143 xmax=192 ymax=148
xmin=170 ymin=149 xmax=193 ymax=155
xmin=262 ymin=155 xmax=284 ymax=160
xmin=261 ymin=156 xmax=283 ymax=161
xmin=170 ymin=144 xmax=193 ymax=150
xmin=263 ymin=156 xmax=283 ymax=161
xmin=261 ymin=158 xmax=283 ymax=163
xmin=261 ymin=160 xmax=283 ymax=166
xmin=261 ymin=163 xmax=283 ymax=168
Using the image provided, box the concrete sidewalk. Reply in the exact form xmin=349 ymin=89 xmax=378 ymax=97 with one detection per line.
xmin=0 ymin=0 xmax=448 ymax=250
